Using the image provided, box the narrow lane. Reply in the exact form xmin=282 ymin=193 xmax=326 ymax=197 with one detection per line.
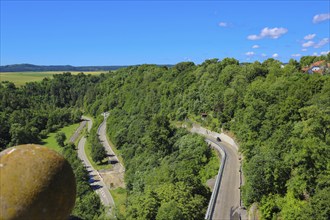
xmin=69 ymin=120 xmax=86 ymax=143
xmin=97 ymin=117 xmax=125 ymax=174
xmin=77 ymin=117 xmax=115 ymax=210
xmin=212 ymin=140 xmax=241 ymax=220
xmin=191 ymin=124 xmax=246 ymax=220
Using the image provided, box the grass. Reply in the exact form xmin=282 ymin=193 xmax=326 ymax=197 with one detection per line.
xmin=0 ymin=71 xmax=105 ymax=86
xmin=41 ymin=123 xmax=80 ymax=153
xmin=110 ymin=187 xmax=127 ymax=218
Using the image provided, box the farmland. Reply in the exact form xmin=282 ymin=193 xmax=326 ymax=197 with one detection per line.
xmin=0 ymin=71 xmax=104 ymax=86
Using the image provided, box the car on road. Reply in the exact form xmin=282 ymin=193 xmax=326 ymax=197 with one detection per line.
xmin=216 ymin=137 xmax=221 ymax=142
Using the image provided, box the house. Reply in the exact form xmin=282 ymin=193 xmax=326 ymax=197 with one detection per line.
xmin=303 ymin=60 xmax=330 ymax=75
xmin=308 ymin=66 xmax=321 ymax=74
xmin=311 ymin=66 xmax=320 ymax=71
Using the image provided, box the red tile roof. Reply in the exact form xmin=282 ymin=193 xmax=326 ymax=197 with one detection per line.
xmin=311 ymin=60 xmax=325 ymax=67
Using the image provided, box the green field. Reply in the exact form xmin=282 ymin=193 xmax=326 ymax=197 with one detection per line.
xmin=0 ymin=71 xmax=104 ymax=86
xmin=41 ymin=123 xmax=80 ymax=153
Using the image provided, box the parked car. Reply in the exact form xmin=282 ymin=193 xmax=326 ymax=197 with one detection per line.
xmin=216 ymin=137 xmax=221 ymax=142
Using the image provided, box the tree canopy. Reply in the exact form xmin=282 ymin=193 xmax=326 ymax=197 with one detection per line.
xmin=1 ymin=54 xmax=329 ymax=219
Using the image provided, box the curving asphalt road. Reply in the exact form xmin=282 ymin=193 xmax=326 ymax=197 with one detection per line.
xmin=77 ymin=116 xmax=115 ymax=211
xmin=69 ymin=120 xmax=87 ymax=143
xmin=210 ymin=138 xmax=241 ymax=220
xmin=97 ymin=115 xmax=125 ymax=174
xmin=73 ymin=117 xmax=243 ymax=219
xmin=191 ymin=125 xmax=247 ymax=220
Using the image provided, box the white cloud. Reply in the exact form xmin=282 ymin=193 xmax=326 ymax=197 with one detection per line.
xmin=252 ymin=45 xmax=259 ymax=49
xmin=247 ymin=35 xmax=260 ymax=40
xmin=320 ymin=51 xmax=330 ymax=55
xmin=313 ymin=13 xmax=330 ymax=23
xmin=247 ymin=27 xmax=288 ymax=40
xmin=218 ymin=22 xmax=228 ymax=27
xmin=302 ymin=41 xmax=315 ymax=48
xmin=272 ymin=53 xmax=279 ymax=58
xmin=261 ymin=53 xmax=267 ymax=57
xmin=304 ymin=34 xmax=316 ymax=40
xmin=291 ymin=54 xmax=301 ymax=57
xmin=314 ymin=38 xmax=329 ymax=48
xmin=302 ymin=48 xmax=308 ymax=52
xmin=245 ymin=51 xmax=255 ymax=56
xmin=313 ymin=52 xmax=318 ymax=56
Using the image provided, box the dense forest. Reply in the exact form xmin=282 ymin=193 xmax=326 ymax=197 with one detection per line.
xmin=1 ymin=53 xmax=329 ymax=219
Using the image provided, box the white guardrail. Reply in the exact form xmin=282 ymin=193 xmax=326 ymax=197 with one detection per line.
xmin=204 ymin=138 xmax=227 ymax=220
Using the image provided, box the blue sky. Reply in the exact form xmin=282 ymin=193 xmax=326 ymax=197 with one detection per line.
xmin=1 ymin=1 xmax=329 ymax=65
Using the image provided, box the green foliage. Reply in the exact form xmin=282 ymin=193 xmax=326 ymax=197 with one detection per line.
xmin=84 ymin=58 xmax=329 ymax=218
xmin=62 ymin=144 xmax=103 ymax=219
xmin=110 ymin=187 xmax=127 ymax=219
xmin=299 ymin=187 xmax=330 ymax=220
xmin=55 ymin=132 xmax=66 ymax=147
xmin=259 ymin=194 xmax=282 ymax=220
xmin=156 ymin=201 xmax=183 ymax=220
xmin=87 ymin=120 xmax=107 ymax=164
xmin=199 ymin=149 xmax=220 ymax=184
xmin=0 ymin=73 xmax=104 ymax=150
xmin=1 ymin=55 xmax=328 ymax=219
xmin=41 ymin=123 xmax=79 ymax=153
xmin=91 ymin=141 xmax=107 ymax=164
xmin=300 ymin=55 xmax=317 ymax=67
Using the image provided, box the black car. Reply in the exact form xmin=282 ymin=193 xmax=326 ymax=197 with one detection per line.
xmin=216 ymin=137 xmax=221 ymax=142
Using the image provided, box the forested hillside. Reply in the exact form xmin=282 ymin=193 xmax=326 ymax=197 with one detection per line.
xmin=1 ymin=54 xmax=329 ymax=219
xmin=0 ymin=73 xmax=108 ymax=219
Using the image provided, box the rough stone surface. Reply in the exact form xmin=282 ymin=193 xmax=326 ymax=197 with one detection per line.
xmin=0 ymin=144 xmax=76 ymax=220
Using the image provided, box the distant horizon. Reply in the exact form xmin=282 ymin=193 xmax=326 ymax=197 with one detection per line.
xmin=1 ymin=1 xmax=329 ymax=66
xmin=0 ymin=63 xmax=173 ymax=67
xmin=1 ymin=50 xmax=329 ymax=67
xmin=1 ymin=53 xmax=329 ymax=68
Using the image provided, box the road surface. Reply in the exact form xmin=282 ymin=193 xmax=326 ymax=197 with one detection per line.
xmin=210 ymin=139 xmax=241 ymax=220
xmin=97 ymin=116 xmax=125 ymax=174
xmin=191 ymin=124 xmax=246 ymax=220
xmin=69 ymin=120 xmax=86 ymax=143
xmin=77 ymin=116 xmax=115 ymax=211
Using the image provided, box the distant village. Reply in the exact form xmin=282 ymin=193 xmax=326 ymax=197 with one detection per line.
xmin=301 ymin=60 xmax=330 ymax=75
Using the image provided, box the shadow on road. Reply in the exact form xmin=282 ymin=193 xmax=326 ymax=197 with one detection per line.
xmin=109 ymin=160 xmax=119 ymax=165
xmin=88 ymin=178 xmax=99 ymax=184
xmin=230 ymin=206 xmax=240 ymax=220
xmin=86 ymin=169 xmax=94 ymax=174
xmin=91 ymin=184 xmax=103 ymax=190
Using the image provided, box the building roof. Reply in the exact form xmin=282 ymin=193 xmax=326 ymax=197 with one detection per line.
xmin=302 ymin=60 xmax=329 ymax=74
xmin=312 ymin=60 xmax=325 ymax=67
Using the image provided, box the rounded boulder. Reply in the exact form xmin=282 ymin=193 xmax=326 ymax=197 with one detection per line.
xmin=0 ymin=144 xmax=76 ymax=220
